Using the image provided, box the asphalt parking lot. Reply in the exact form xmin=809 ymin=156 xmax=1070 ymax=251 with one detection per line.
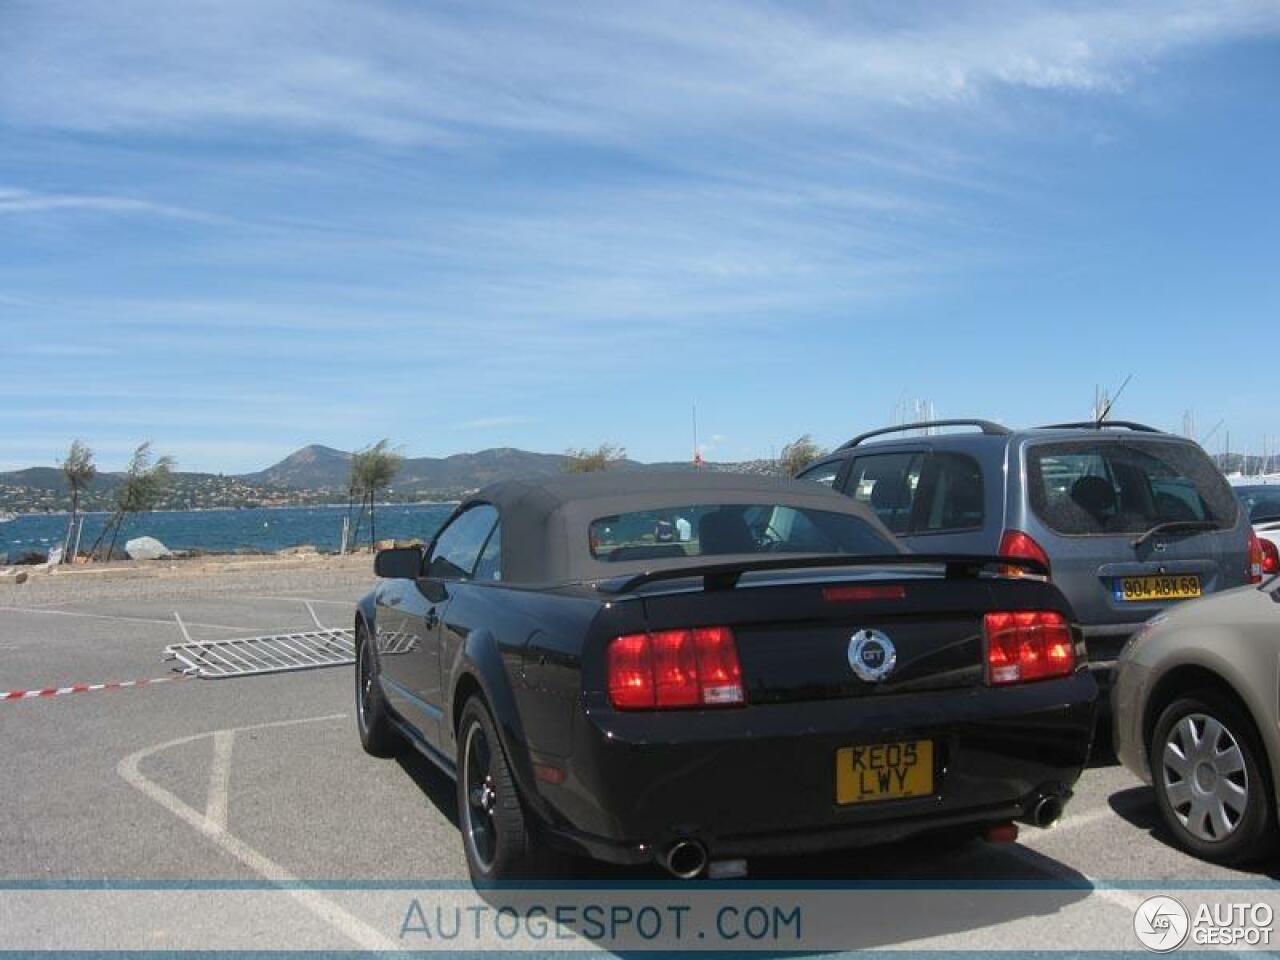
xmin=3 ymin=581 xmax=1279 ymax=951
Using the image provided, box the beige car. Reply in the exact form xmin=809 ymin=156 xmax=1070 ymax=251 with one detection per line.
xmin=1114 ymin=582 xmax=1280 ymax=864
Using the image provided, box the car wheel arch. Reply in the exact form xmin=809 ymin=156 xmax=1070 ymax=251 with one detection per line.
xmin=450 ymin=665 xmax=557 ymax=825
xmin=1142 ymin=663 xmax=1278 ymax=812
xmin=452 ymin=672 xmax=485 ymax=736
xmin=449 ymin=625 xmax=551 ymax=783
xmin=1144 ymin=665 xmax=1244 ymax=747
xmin=355 ymin=593 xmax=377 ymax=637
xmin=353 ymin=609 xmax=375 ymax=660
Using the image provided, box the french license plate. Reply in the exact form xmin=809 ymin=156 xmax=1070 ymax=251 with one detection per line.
xmin=835 ymin=740 xmax=934 ymax=805
xmin=1115 ymin=574 xmax=1202 ymax=602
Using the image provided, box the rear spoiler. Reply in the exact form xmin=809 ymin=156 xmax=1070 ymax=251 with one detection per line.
xmin=595 ymin=554 xmax=1048 ymax=595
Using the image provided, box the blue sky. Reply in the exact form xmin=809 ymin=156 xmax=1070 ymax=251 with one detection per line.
xmin=2 ymin=1 xmax=1278 ymax=473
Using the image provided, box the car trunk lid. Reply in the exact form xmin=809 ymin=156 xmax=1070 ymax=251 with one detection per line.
xmin=621 ymin=560 xmax=1069 ymax=705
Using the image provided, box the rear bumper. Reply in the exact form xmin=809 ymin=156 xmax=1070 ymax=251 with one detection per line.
xmin=1111 ymin=658 xmax=1155 ymax=785
xmin=537 ymin=672 xmax=1098 ymax=863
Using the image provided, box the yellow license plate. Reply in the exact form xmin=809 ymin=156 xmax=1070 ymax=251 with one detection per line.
xmin=1116 ymin=574 xmax=1202 ymax=602
xmin=835 ymin=740 xmax=934 ymax=805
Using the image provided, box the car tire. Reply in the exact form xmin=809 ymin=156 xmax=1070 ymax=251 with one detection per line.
xmin=355 ymin=621 xmax=398 ymax=758
xmin=457 ymin=696 xmax=544 ymax=883
xmin=1149 ymin=689 xmax=1276 ymax=865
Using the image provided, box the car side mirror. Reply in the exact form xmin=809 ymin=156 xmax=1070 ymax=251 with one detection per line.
xmin=374 ymin=546 xmax=423 ymax=580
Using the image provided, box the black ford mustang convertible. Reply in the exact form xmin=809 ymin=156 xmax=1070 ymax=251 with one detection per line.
xmin=355 ymin=473 xmax=1097 ymax=881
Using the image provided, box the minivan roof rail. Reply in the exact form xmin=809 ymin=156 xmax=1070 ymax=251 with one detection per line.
xmin=1035 ymin=420 xmax=1162 ymax=433
xmin=838 ymin=419 xmax=1011 ymax=450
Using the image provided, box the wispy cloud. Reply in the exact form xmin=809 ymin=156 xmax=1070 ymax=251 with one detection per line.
xmin=0 ymin=187 xmax=221 ymax=222
xmin=2 ymin=1 xmax=1276 ymax=146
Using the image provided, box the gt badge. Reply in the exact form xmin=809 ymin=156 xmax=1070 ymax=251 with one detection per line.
xmin=849 ymin=629 xmax=897 ymax=683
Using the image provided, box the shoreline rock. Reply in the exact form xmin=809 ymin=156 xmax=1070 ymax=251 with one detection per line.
xmin=125 ymin=536 xmax=171 ymax=561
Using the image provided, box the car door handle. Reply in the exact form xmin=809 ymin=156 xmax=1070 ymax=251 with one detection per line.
xmin=385 ymin=595 xmax=402 ymax=607
xmin=424 ymin=608 xmax=439 ymax=629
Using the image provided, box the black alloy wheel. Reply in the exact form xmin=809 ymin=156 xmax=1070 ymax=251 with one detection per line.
xmin=355 ymin=622 xmax=398 ymax=757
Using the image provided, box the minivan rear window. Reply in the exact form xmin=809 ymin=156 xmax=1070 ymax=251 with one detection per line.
xmin=1027 ymin=440 xmax=1238 ymax=536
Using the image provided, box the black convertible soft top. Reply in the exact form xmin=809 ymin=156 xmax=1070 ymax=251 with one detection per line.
xmin=463 ymin=471 xmax=898 ymax=584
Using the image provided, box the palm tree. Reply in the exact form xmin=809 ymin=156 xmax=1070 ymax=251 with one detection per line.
xmin=347 ymin=440 xmax=403 ymax=550
xmin=564 ymin=443 xmax=625 ymax=473
xmin=60 ymin=439 xmax=96 ymax=563
xmin=778 ymin=434 xmax=825 ymax=477
xmin=88 ymin=442 xmax=174 ymax=561
xmin=345 ymin=448 xmax=369 ymax=553
xmin=361 ymin=440 xmax=403 ymax=548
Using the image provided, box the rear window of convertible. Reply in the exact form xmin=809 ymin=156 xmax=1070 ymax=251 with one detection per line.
xmin=1027 ymin=440 xmax=1238 ymax=536
xmin=588 ymin=503 xmax=897 ymax=562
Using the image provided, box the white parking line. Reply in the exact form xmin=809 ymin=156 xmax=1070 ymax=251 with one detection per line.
xmin=244 ymin=595 xmax=356 ymax=606
xmin=1001 ymin=839 xmax=1254 ymax=960
xmin=204 ymin=730 xmax=235 ymax=831
xmin=117 ymin=714 xmax=399 ymax=951
xmin=0 ymin=605 xmax=257 ymax=632
xmin=1000 ymin=843 xmax=1146 ymax=911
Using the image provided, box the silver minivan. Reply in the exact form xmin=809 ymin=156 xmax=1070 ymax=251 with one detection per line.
xmin=799 ymin=419 xmax=1259 ymax=676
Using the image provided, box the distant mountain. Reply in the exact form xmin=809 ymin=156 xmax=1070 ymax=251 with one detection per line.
xmin=0 ymin=466 xmax=126 ymax=497
xmin=394 ymin=448 xmax=578 ymax=493
xmin=243 ymin=445 xmax=684 ymax=496
xmin=241 ymin=445 xmax=781 ymax=496
xmin=0 ymin=466 xmax=310 ymax=513
xmin=241 ymin=444 xmax=352 ymax=489
xmin=0 ymin=444 xmax=782 ymax=513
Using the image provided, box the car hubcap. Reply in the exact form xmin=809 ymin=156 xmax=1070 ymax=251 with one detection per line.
xmin=463 ymin=722 xmax=498 ymax=871
xmin=1161 ymin=712 xmax=1249 ymax=843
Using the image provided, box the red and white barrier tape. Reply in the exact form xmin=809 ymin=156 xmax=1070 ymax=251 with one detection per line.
xmin=2 ymin=675 xmax=189 ymax=702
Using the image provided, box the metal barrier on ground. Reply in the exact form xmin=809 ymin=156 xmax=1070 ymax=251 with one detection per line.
xmin=163 ymin=603 xmax=413 ymax=679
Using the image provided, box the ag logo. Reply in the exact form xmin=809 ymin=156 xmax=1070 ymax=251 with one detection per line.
xmin=1134 ymin=895 xmax=1190 ymax=952
xmin=848 ymin=629 xmax=896 ymax=683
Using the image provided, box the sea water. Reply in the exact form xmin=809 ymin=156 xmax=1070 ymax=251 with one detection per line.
xmin=1 ymin=503 xmax=457 ymax=561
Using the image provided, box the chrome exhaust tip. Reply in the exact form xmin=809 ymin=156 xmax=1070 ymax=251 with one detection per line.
xmin=663 ymin=840 xmax=708 ymax=880
xmin=1031 ymin=795 xmax=1064 ymax=828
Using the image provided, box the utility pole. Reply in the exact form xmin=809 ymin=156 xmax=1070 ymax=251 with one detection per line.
xmin=691 ymin=403 xmax=702 ymax=468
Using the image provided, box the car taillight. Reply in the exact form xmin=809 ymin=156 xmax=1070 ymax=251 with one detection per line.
xmin=607 ymin=634 xmax=655 ymax=709
xmin=607 ymin=627 xmax=743 ymax=710
xmin=1249 ymin=530 xmax=1267 ymax=583
xmin=998 ymin=529 xmax=1051 ymax=577
xmin=984 ymin=611 xmax=1074 ymax=685
xmin=1261 ymin=537 xmax=1279 ymax=576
